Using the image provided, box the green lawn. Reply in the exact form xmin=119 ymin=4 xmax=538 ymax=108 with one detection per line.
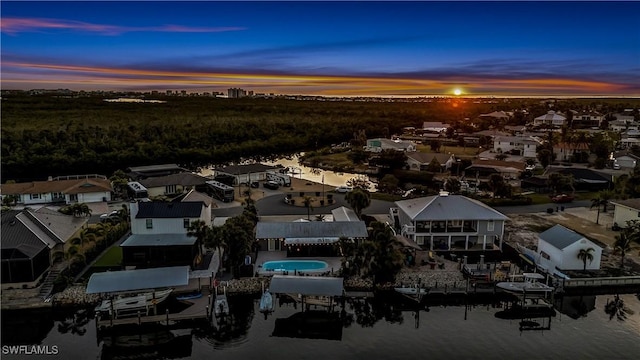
xmin=415 ymin=144 xmax=480 ymax=157
xmin=92 ymin=246 xmax=122 ymax=267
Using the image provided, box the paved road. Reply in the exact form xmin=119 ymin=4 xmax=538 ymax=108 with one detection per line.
xmin=212 ymin=193 xmax=589 ymax=218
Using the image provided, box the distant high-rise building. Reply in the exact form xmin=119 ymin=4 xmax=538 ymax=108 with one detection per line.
xmin=227 ymin=88 xmax=247 ymax=98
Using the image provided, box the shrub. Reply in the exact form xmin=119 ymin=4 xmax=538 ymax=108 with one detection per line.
xmin=547 ymin=208 xmax=554 ymax=214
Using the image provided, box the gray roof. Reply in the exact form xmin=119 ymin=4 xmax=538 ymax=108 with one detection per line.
xmin=611 ymin=198 xmax=640 ymax=211
xmin=395 ymin=194 xmax=509 ymax=221
xmin=33 ymin=207 xmax=86 ymax=242
xmin=268 ymin=275 xmax=343 ymax=297
xmin=538 ymin=224 xmax=593 ymax=250
xmin=181 ymin=189 xmax=215 ymax=208
xmin=135 ymin=201 xmax=204 ymax=218
xmin=17 ymin=211 xmax=63 ymax=248
xmin=85 ymin=266 xmax=190 ymax=294
xmin=406 ymin=152 xmax=451 ymax=165
xmin=1 ymin=210 xmax=49 ymax=258
xmin=127 ymin=164 xmax=185 ymax=173
xmin=139 ymin=173 xmax=209 ymax=188
xmin=331 ymin=207 xmax=359 ymax=222
xmin=120 ymin=234 xmax=197 ymax=247
xmin=256 ymin=221 xmax=368 ymax=239
xmin=214 ymin=163 xmax=276 ymax=175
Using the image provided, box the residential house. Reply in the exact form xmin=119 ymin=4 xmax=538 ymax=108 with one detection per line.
xmin=1 ymin=210 xmax=64 ymax=285
xmin=126 ymin=164 xmax=188 ymax=180
xmin=390 ymin=192 xmax=509 ymax=251
xmin=611 ymin=198 xmax=640 ymax=229
xmin=610 ymin=112 xmax=636 ymax=124
xmin=536 ymin=225 xmax=602 ymax=272
xmin=422 ymin=122 xmax=450 ymax=134
xmin=464 ymin=159 xmax=526 ymax=180
xmin=553 ymin=142 xmax=590 ymax=161
xmin=212 ymin=163 xmax=278 ymax=185
xmin=612 ymin=150 xmax=640 ymax=169
xmin=543 ymin=166 xmax=613 ymax=192
xmin=139 ymin=172 xmax=210 ymax=198
xmin=0 ymin=175 xmax=112 ymax=206
xmin=533 ymin=111 xmax=567 ymax=127
xmin=331 ymin=206 xmax=359 ymax=222
xmin=364 ymin=138 xmax=417 ymax=153
xmin=121 ymin=201 xmax=210 ymax=269
xmin=255 ymin=221 xmax=368 ymax=256
xmin=617 ymin=137 xmax=640 ymax=149
xmin=405 ymin=152 xmax=451 ymax=172
xmin=493 ymin=136 xmax=538 ymax=158
xmin=571 ymin=111 xmax=604 ymax=129
xmin=608 ymin=119 xmax=639 ymax=132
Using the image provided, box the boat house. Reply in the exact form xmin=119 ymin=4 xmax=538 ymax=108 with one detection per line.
xmin=536 ymin=225 xmax=602 ymax=272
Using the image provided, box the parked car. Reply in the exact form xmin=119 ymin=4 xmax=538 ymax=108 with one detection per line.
xmin=250 ymin=181 xmax=260 ymax=188
xmin=100 ymin=210 xmax=120 ymax=221
xmin=335 ymin=186 xmax=353 ymax=193
xmin=263 ymin=181 xmax=280 ymax=190
xmin=551 ymin=194 xmax=574 ymax=203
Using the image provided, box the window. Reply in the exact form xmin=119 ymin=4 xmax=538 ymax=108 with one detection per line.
xmin=540 ymin=251 xmax=550 ymax=260
xmin=166 ymin=185 xmax=177 ymax=194
xmin=183 ymin=219 xmax=190 ymax=228
xmin=146 ymin=219 xmax=153 ymax=229
xmin=415 ymin=236 xmax=425 ymax=245
xmin=487 ymin=220 xmax=495 ymax=231
xmin=448 ymin=220 xmax=463 ymax=228
xmin=30 ymin=193 xmax=40 ymax=200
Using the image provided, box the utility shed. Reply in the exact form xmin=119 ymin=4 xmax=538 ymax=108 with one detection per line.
xmin=536 ymin=225 xmax=602 ymax=272
xmin=86 ymin=266 xmax=190 ymax=294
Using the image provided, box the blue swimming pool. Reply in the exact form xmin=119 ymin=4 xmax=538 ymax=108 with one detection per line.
xmin=261 ymin=260 xmax=328 ymax=272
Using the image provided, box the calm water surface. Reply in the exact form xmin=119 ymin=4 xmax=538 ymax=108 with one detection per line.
xmin=2 ymin=293 xmax=639 ymax=360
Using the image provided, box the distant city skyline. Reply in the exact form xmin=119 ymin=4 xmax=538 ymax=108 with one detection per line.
xmin=1 ymin=1 xmax=639 ymax=97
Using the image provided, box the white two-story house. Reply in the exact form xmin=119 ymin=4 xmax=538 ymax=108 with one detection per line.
xmin=390 ymin=192 xmax=509 ymax=251
xmin=122 ymin=201 xmax=211 ymax=269
xmin=493 ymin=136 xmax=538 ymax=158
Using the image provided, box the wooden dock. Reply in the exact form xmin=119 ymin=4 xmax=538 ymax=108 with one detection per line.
xmin=557 ymin=275 xmax=640 ymax=295
xmin=96 ymin=293 xmax=212 ymax=329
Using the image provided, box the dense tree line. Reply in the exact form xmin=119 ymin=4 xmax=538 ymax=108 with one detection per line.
xmin=3 ymin=94 xmax=638 ymax=182
xmin=1 ymin=94 xmax=479 ymax=181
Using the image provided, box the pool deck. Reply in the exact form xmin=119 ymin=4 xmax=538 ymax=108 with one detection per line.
xmin=254 ymin=251 xmax=342 ymax=277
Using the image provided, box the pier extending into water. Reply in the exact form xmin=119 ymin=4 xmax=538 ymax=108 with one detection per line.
xmin=556 ymin=275 xmax=640 ymax=295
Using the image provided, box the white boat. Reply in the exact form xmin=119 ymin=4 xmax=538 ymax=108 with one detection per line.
xmin=214 ymin=294 xmax=229 ymax=317
xmin=95 ymin=288 xmax=173 ymax=318
xmin=394 ymin=286 xmax=429 ymax=296
xmin=259 ymin=290 xmax=274 ymax=313
xmin=496 ymin=273 xmax=554 ymax=297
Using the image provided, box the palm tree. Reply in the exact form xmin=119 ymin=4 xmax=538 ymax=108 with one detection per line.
xmin=187 ymin=220 xmax=209 ymax=257
xmin=71 ymin=228 xmax=96 ymax=260
xmin=79 ymin=203 xmax=92 ymax=218
xmin=577 ymin=247 xmax=595 ymax=272
xmin=488 ymin=174 xmax=505 ymax=199
xmin=614 ymin=231 xmax=636 ymax=269
xmin=345 ymin=188 xmax=371 ymax=219
xmin=302 ymin=196 xmax=314 ymax=221
xmin=315 ymin=214 xmax=326 ymax=222
xmin=207 ymin=226 xmax=226 ymax=271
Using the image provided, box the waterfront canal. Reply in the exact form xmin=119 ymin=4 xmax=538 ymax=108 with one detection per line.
xmin=2 ymin=293 xmax=639 ymax=359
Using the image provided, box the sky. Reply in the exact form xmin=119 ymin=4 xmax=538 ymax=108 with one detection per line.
xmin=1 ymin=1 xmax=639 ymax=97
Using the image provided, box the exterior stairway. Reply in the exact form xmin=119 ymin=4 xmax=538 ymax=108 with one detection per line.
xmin=38 ymin=262 xmax=67 ymax=300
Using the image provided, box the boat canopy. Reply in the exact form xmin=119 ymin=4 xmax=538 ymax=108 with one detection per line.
xmin=86 ymin=266 xmax=190 ymax=294
xmin=269 ymin=275 xmax=343 ymax=297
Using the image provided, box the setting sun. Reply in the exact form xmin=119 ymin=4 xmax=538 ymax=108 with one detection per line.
xmin=453 ymin=88 xmax=462 ymax=96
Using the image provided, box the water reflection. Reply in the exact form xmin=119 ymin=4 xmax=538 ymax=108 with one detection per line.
xmin=272 ymin=311 xmax=343 ymax=340
xmin=604 ymin=294 xmax=636 ymax=321
xmin=198 ymin=295 xmax=255 ymax=348
xmin=556 ymin=295 xmax=596 ymax=319
xmin=100 ymin=326 xmax=193 ymax=360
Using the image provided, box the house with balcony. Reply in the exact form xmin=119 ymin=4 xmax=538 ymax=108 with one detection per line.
xmin=571 ymin=111 xmax=604 ymax=129
xmin=406 ymin=152 xmax=451 ymax=172
xmin=0 ymin=175 xmax=112 ymax=206
xmin=121 ymin=201 xmax=210 ymax=269
xmin=493 ymin=136 xmax=538 ymax=158
xmin=533 ymin=111 xmax=567 ymax=128
xmin=139 ymin=172 xmax=210 ymax=199
xmin=390 ymin=192 xmax=508 ymax=252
